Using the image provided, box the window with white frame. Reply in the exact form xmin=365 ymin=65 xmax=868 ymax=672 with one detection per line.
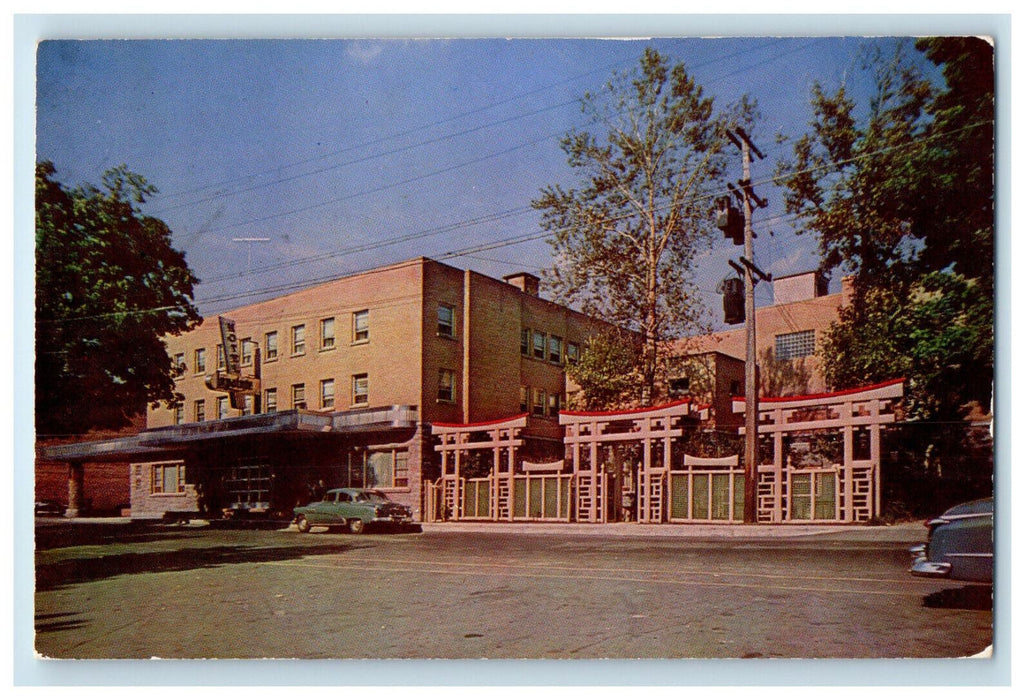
xmin=194 ymin=348 xmax=206 ymax=374
xmin=265 ymin=331 xmax=278 ymax=361
xmin=265 ymin=388 xmax=278 ymax=413
xmin=291 ymin=325 xmax=306 ymax=356
xmin=437 ymin=304 xmax=455 ymax=337
xmin=193 ymin=399 xmax=205 ymax=422
xmin=438 ymin=369 xmax=456 ymax=403
xmin=532 ymin=388 xmax=546 ymax=416
xmin=320 ymin=318 xmax=335 ymax=349
xmin=291 ymin=383 xmax=306 ymax=409
xmin=548 ymin=335 xmax=563 ymax=364
xmin=532 ymin=331 xmax=546 ymax=360
xmin=320 ymin=378 xmax=335 ymax=409
xmin=352 ymin=373 xmax=369 ymax=405
xmin=216 ymin=343 xmax=226 ymax=370
xmin=173 ymin=402 xmax=184 ymax=425
xmin=349 ymin=448 xmax=410 ymax=489
xmin=775 ymin=330 xmax=816 ymax=360
xmin=353 ymin=309 xmax=370 ymax=343
xmin=566 ymin=341 xmax=580 ymax=364
xmin=241 ymin=338 xmax=253 ymax=366
xmin=151 ymin=462 xmax=186 ymax=494
xmin=520 ymin=328 xmax=532 ymax=356
xmin=216 ymin=395 xmax=229 ymax=419
xmin=173 ymin=352 xmax=186 ymax=377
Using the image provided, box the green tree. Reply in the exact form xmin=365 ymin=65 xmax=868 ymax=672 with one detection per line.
xmin=564 ymin=329 xmax=643 ymax=411
xmin=534 ymin=48 xmax=754 ymax=405
xmin=777 ymin=39 xmax=994 ymax=420
xmin=776 ymin=38 xmax=994 ymax=513
xmin=35 ymin=161 xmax=202 ymax=436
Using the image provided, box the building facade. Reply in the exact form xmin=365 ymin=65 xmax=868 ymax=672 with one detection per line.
xmin=47 ymin=258 xmax=610 ymax=521
xmin=667 ymin=272 xmax=853 ymax=429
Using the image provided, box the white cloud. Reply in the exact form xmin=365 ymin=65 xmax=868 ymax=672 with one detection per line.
xmin=346 ymin=42 xmax=384 ymax=64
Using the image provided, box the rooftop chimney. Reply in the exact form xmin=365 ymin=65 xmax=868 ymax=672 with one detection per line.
xmin=503 ymin=272 xmax=540 ymax=297
xmin=772 ymin=271 xmax=828 ymax=304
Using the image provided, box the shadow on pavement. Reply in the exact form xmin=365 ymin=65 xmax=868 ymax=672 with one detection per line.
xmin=34 ymin=611 xmax=88 ymax=633
xmin=36 ymin=541 xmax=368 ymax=592
xmin=922 ymin=585 xmax=993 ymax=611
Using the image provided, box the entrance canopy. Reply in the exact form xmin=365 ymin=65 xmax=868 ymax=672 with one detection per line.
xmin=45 ymin=405 xmax=420 ymax=463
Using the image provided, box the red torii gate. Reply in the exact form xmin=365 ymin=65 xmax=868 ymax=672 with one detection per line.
xmin=559 ymin=401 xmax=695 ymax=523
xmin=428 ymin=414 xmax=527 ymax=521
xmin=733 ymin=378 xmax=905 ymax=523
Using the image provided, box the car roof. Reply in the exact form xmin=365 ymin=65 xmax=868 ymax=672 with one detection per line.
xmin=942 ymin=498 xmax=993 ymax=517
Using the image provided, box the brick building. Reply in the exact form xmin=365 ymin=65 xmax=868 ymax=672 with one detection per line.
xmin=45 ymin=258 xmax=611 ymax=520
xmin=666 ymin=271 xmax=853 ymax=432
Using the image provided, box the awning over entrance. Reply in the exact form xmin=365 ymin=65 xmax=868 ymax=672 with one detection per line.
xmin=44 ymin=405 xmax=420 ymax=462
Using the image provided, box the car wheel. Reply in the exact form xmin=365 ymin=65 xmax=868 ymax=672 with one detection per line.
xmin=296 ymin=515 xmax=311 ymax=533
xmin=348 ymin=518 xmax=365 ymax=535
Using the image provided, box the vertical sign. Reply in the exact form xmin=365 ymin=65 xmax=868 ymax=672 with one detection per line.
xmin=218 ymin=316 xmax=241 ymax=376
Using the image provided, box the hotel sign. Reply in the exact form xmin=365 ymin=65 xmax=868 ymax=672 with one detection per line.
xmin=219 ymin=316 xmax=242 ymax=376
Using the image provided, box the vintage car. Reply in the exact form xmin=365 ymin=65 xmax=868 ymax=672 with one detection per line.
xmin=293 ymin=487 xmax=414 ymax=534
xmin=910 ymin=497 xmax=993 ymax=583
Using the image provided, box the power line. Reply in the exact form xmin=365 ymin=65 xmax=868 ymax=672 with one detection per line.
xmin=43 ymin=114 xmax=989 ymax=325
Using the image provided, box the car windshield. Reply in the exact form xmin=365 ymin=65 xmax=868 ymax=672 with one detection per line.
xmin=353 ymin=490 xmax=389 ymax=503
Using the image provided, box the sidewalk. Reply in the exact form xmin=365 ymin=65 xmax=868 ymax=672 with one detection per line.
xmin=421 ymin=519 xmax=928 ymax=541
xmin=36 ymin=515 xmax=928 ymax=542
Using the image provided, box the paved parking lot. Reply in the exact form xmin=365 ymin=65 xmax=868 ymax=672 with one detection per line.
xmin=33 ymin=519 xmax=993 ymax=660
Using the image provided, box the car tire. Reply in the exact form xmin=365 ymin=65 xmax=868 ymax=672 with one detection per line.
xmin=296 ymin=515 xmax=311 ymax=533
xmin=348 ymin=519 xmax=365 ymax=535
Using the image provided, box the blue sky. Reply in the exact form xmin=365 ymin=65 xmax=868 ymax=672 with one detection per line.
xmin=35 ymin=34 xmax=939 ymax=323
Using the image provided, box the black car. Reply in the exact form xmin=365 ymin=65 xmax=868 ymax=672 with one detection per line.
xmin=910 ymin=498 xmax=993 ymax=583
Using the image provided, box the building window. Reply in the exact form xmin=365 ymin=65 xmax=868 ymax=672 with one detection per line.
xmin=291 ymin=325 xmax=306 ymax=356
xmin=320 ymin=318 xmax=336 ymax=350
xmin=548 ymin=335 xmax=563 ymax=364
xmin=193 ymin=399 xmax=205 ymax=422
xmin=775 ymin=330 xmax=816 ymax=361
xmin=241 ymin=339 xmax=253 ymax=366
xmin=532 ymin=388 xmax=546 ymax=417
xmin=265 ymin=388 xmax=278 ymax=413
xmin=438 ymin=369 xmax=456 ymax=403
xmin=194 ymin=348 xmax=206 ymax=374
xmin=566 ymin=342 xmax=580 ymax=365
xmin=548 ymin=393 xmax=562 ymax=416
xmin=216 ymin=396 xmax=229 ymax=419
xmin=352 ymin=373 xmax=369 ymax=405
xmin=151 ymin=462 xmax=185 ymax=495
xmin=173 ymin=353 xmax=186 ymax=377
xmin=352 ymin=448 xmax=410 ymax=489
xmin=292 ymin=383 xmax=307 ymax=410
xmin=320 ymin=378 xmax=335 ymax=409
xmin=520 ymin=328 xmax=531 ymax=356
xmin=519 ymin=386 xmax=530 ymax=413
xmin=265 ymin=331 xmax=278 ymax=361
xmin=353 ymin=310 xmax=369 ymax=343
xmin=216 ymin=343 xmax=226 ymax=370
xmin=437 ymin=304 xmax=455 ymax=338
xmin=532 ymin=331 xmax=546 ymax=360
xmin=243 ymin=394 xmax=255 ymax=415
xmin=173 ymin=402 xmax=184 ymax=425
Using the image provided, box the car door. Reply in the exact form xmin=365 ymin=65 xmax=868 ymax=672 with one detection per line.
xmin=310 ymin=492 xmax=339 ymax=524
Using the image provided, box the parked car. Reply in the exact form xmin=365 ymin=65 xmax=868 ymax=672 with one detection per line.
xmin=910 ymin=497 xmax=993 ymax=583
xmin=293 ymin=488 xmax=414 ymax=534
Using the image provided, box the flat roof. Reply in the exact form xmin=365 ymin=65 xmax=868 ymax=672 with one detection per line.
xmin=45 ymin=405 xmax=418 ymax=462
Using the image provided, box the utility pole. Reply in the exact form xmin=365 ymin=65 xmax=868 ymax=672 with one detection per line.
xmin=726 ymin=127 xmax=767 ymax=524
